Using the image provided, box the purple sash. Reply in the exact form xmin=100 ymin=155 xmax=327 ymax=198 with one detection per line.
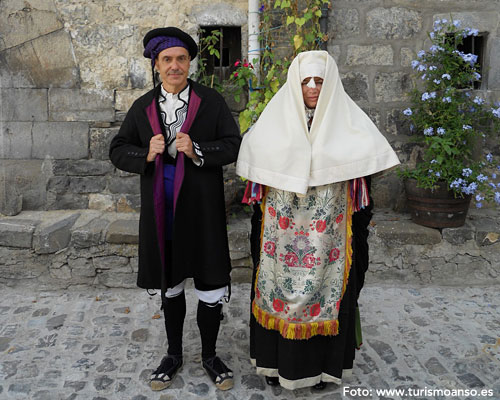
xmin=145 ymin=90 xmax=201 ymax=269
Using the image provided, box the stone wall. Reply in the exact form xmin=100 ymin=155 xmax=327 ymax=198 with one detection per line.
xmin=328 ymin=0 xmax=500 ymax=209
xmin=1 ymin=0 xmax=500 ymax=214
xmin=1 ymin=209 xmax=499 ymax=289
xmin=0 ymin=0 xmax=247 ymax=214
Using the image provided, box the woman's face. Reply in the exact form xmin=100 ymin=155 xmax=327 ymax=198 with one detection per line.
xmin=301 ymin=77 xmax=323 ymax=108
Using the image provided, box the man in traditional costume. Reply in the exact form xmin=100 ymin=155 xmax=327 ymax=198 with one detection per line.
xmin=236 ymin=50 xmax=400 ymax=390
xmin=109 ymin=27 xmax=241 ymax=391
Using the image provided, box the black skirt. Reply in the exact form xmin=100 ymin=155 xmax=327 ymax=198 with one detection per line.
xmin=249 ymin=179 xmax=373 ymax=390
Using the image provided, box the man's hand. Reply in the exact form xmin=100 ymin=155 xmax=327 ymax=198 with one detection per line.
xmin=147 ymin=134 xmax=165 ymax=162
xmin=176 ymin=132 xmax=198 ymax=160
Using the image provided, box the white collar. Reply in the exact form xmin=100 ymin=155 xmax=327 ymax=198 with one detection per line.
xmin=159 ymin=83 xmax=189 ymax=104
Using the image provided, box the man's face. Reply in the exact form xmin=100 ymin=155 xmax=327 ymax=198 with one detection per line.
xmin=154 ymin=46 xmax=190 ymax=92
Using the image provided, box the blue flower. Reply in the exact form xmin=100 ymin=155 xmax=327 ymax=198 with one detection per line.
xmin=442 ymin=19 xmax=448 ymax=24
xmin=476 ymin=202 xmax=483 ymax=208
xmin=462 ymin=182 xmax=478 ymax=194
xmin=417 ymin=64 xmax=427 ymax=72
xmin=462 ymin=53 xmax=478 ymax=66
xmin=437 ymin=127 xmax=445 ymax=135
xmin=476 ymin=174 xmax=488 ymax=182
xmin=453 ymin=20 xmax=461 ymax=27
xmin=450 ymin=178 xmax=464 ymax=189
xmin=474 ymin=72 xmax=481 ymax=80
xmin=424 ymin=127 xmax=434 ymax=136
xmin=462 ymin=124 xmax=472 ymax=130
xmin=422 ymin=74 xmax=427 ymax=80
xmin=430 ymin=32 xmax=435 ymax=39
xmin=475 ymin=194 xmax=484 ymax=202
xmin=428 ymin=169 xmax=433 ymax=174
xmin=429 ymin=66 xmax=437 ymax=71
xmin=495 ymin=192 xmax=500 ymax=204
xmin=442 ymin=73 xmax=451 ymax=80
xmin=435 ymin=171 xmax=441 ymax=177
xmin=429 ymin=45 xmax=444 ymax=53
xmin=430 ymin=159 xmax=437 ymax=164
xmin=433 ymin=79 xmax=441 ymax=84
xmin=442 ymin=97 xmax=452 ymax=103
xmin=462 ymin=168 xmax=473 ymax=177
xmin=403 ymin=108 xmax=412 ymax=116
xmin=492 ymin=173 xmax=497 ymax=179
xmin=259 ymin=4 xmax=265 ymax=12
xmin=473 ymin=96 xmax=484 ymax=105
xmin=417 ymin=50 xmax=426 ymax=58
xmin=486 ymin=153 xmax=493 ymax=162
xmin=489 ymin=183 xmax=497 ymax=189
xmin=491 ymin=107 xmax=500 ymax=118
xmin=465 ymin=28 xmax=479 ymax=37
xmin=411 ymin=60 xmax=420 ymax=69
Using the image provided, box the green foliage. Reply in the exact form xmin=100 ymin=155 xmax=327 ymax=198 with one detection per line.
xmin=190 ymin=28 xmax=223 ymax=90
xmin=229 ymin=0 xmax=330 ymax=133
xmin=399 ymin=18 xmax=500 ymax=207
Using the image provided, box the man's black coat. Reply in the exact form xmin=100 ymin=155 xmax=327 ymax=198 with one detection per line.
xmin=109 ymin=79 xmax=241 ymax=289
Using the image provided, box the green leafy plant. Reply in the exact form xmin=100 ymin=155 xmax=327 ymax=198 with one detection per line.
xmin=399 ymin=18 xmax=500 ymax=207
xmin=230 ymin=0 xmax=330 ymax=133
xmin=191 ymin=28 xmax=223 ymax=90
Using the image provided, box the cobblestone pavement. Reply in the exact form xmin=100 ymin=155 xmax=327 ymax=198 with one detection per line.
xmin=0 ymin=282 xmax=499 ymax=400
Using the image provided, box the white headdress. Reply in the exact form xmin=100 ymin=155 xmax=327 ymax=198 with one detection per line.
xmin=236 ymin=50 xmax=400 ymax=194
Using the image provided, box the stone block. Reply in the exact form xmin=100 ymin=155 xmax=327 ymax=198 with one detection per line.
xmin=90 ymin=127 xmax=119 ymax=160
xmin=89 ymin=194 xmax=116 ymax=212
xmin=191 ymin=3 xmax=247 ymax=26
xmin=386 ymin=108 xmax=411 ymax=136
xmin=442 ymin=223 xmax=474 ymax=245
xmin=346 ymin=45 xmax=394 ymax=66
xmin=106 ymin=219 xmax=139 ymax=244
xmin=0 ymin=219 xmax=39 ymax=248
xmin=33 ymin=213 xmax=80 ymax=254
xmin=49 ymin=89 xmax=115 ymax=122
xmin=46 ymin=193 xmax=89 ymax=210
xmin=367 ymin=7 xmax=422 ymax=39
xmin=228 ymin=225 xmax=250 ymax=260
xmin=434 ymin=12 xmax=499 ymax=34
xmin=5 ymin=30 xmax=80 ymax=88
xmin=0 ymin=52 xmax=35 ymax=88
xmin=47 ymin=177 xmax=70 ymax=194
xmin=68 ymin=258 xmax=96 ymax=278
xmin=0 ymin=160 xmax=48 ymax=210
xmin=115 ymin=90 xmax=148 ymax=112
xmin=0 ymin=88 xmax=48 ymax=121
xmin=400 ymin=48 xmax=414 ymax=68
xmin=68 ymin=177 xmax=107 ymax=194
xmin=0 ymin=122 xmax=33 ymax=159
xmin=32 ymin=122 xmax=89 ymax=159
xmin=470 ymin=218 xmax=500 ymax=246
xmin=341 ymin=72 xmax=369 ymax=102
xmin=327 ymin=45 xmax=341 ymax=64
xmin=93 ymin=256 xmax=131 ymax=273
xmin=52 ymin=160 xmax=114 ymax=176
xmin=97 ymin=271 xmax=137 ymax=288
xmin=230 ymin=267 xmax=252 ymax=283
xmin=71 ymin=218 xmax=109 ymax=248
xmin=0 ymin=186 xmax=23 ymax=216
xmin=116 ymin=195 xmax=141 ymax=213
xmin=375 ymin=220 xmax=442 ymax=245
xmin=0 ymin=2 xmax=62 ymax=50
xmin=488 ymin=39 xmax=500 ymax=90
xmin=329 ymin=9 xmax=359 ymax=39
xmin=107 ymin=176 xmax=141 ymax=195
xmin=374 ymin=72 xmax=411 ymax=103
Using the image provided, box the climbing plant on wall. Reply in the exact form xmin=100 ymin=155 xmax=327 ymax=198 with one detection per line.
xmin=230 ymin=0 xmax=331 ymax=132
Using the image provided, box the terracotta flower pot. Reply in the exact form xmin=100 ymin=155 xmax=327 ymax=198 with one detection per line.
xmin=404 ymin=179 xmax=471 ymax=228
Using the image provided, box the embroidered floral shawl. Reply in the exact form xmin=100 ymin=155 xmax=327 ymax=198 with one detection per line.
xmin=253 ymin=182 xmax=353 ymax=340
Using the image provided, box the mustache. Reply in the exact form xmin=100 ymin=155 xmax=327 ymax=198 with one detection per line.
xmin=167 ymin=70 xmax=183 ymax=75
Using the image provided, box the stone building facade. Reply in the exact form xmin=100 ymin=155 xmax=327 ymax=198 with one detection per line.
xmin=1 ymin=0 xmax=499 ymax=214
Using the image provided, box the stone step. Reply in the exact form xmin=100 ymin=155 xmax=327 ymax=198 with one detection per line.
xmin=0 ymin=208 xmax=499 ymax=289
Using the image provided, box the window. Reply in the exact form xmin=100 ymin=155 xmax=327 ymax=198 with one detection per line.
xmin=199 ymin=26 xmax=241 ymax=82
xmin=446 ymin=32 xmax=486 ymax=89
xmin=457 ymin=34 xmax=485 ymax=89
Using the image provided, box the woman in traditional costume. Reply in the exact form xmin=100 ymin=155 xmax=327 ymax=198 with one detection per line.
xmin=236 ymin=50 xmax=400 ymax=390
